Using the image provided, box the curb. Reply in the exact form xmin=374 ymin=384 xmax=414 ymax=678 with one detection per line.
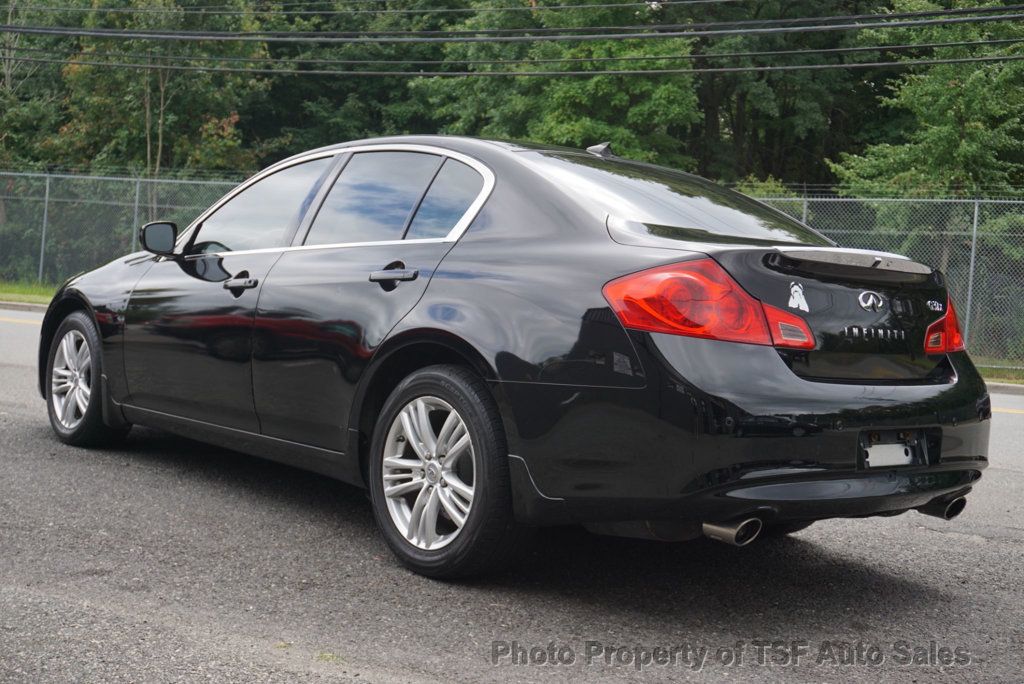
xmin=987 ymin=382 xmax=1024 ymax=396
xmin=0 ymin=301 xmax=47 ymax=313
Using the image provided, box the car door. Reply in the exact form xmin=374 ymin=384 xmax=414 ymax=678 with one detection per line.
xmin=253 ymin=148 xmax=490 ymax=452
xmin=122 ymin=155 xmax=337 ymax=431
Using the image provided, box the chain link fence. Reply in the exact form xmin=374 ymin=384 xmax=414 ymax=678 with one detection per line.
xmin=2 ymin=170 xmax=1023 ymax=370
xmin=760 ymin=197 xmax=1024 ymax=371
xmin=0 ymin=171 xmax=235 ymax=283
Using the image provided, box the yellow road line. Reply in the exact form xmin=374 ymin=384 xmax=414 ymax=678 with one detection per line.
xmin=0 ymin=316 xmax=41 ymax=326
xmin=994 ymin=407 xmax=1024 ymax=415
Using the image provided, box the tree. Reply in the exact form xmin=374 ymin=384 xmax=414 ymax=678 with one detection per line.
xmin=53 ymin=0 xmax=270 ymax=179
xmin=2 ymin=0 xmax=1023 ymax=194
xmin=0 ymin=0 xmax=66 ymax=170
xmin=679 ymin=0 xmax=877 ymax=183
xmin=409 ymin=2 xmax=700 ymax=166
xmin=828 ymin=0 xmax=1024 ymax=198
xmin=243 ymin=0 xmax=459 ymax=162
xmin=823 ymin=0 xmax=1024 ymax=288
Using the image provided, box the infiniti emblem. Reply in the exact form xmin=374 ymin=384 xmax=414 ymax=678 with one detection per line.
xmin=858 ymin=290 xmax=886 ymax=312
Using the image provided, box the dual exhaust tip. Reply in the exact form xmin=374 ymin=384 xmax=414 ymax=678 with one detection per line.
xmin=702 ymin=495 xmax=967 ymax=546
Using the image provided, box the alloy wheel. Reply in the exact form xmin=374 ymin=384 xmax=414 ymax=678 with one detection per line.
xmin=51 ymin=329 xmax=92 ymax=430
xmin=381 ymin=396 xmax=476 ymax=550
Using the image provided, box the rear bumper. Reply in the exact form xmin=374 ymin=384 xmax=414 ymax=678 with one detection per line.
xmin=501 ymin=334 xmax=991 ymax=527
xmin=509 ymin=449 xmax=985 ymax=526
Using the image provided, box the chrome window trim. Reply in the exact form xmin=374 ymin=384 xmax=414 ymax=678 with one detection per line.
xmin=175 ymin=143 xmax=495 ymax=256
xmin=183 ymin=236 xmax=450 ymax=260
xmin=174 ymin=149 xmax=339 ymax=251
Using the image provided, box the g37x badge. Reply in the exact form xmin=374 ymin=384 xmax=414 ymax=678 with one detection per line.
xmin=788 ymin=282 xmax=809 ymax=312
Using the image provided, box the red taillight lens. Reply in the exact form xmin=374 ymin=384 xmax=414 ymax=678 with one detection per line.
xmin=763 ymin=303 xmax=816 ymax=350
xmin=603 ymin=259 xmax=771 ymax=344
xmin=924 ymin=296 xmax=966 ymax=354
xmin=602 ymin=259 xmax=814 ymax=349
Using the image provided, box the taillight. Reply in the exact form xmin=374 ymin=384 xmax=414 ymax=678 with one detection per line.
xmin=602 ymin=258 xmax=815 ymax=350
xmin=763 ymin=303 xmax=815 ymax=350
xmin=924 ymin=296 xmax=966 ymax=354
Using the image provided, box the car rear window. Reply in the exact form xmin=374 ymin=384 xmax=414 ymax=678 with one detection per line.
xmin=526 ymin=152 xmax=830 ymax=246
xmin=406 ymin=159 xmax=484 ymax=240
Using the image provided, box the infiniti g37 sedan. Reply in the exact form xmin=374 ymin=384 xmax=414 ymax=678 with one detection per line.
xmin=39 ymin=136 xmax=990 ymax=577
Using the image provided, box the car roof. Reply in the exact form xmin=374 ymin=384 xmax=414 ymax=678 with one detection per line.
xmin=273 ymin=135 xmax=583 ymax=168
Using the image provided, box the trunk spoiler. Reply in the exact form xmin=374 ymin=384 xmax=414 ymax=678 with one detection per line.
xmin=772 ymin=247 xmax=933 ymax=276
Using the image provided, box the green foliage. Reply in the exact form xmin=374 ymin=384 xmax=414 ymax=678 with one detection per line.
xmin=408 ymin=0 xmax=701 ymax=165
xmin=821 ymin=0 xmax=1024 ymax=347
xmin=0 ymin=0 xmax=1022 ymax=193
xmin=5 ymin=0 xmax=1024 ymax=366
xmin=0 ymin=279 xmax=56 ymax=304
xmin=2 ymin=0 xmax=270 ymax=176
xmin=0 ymin=92 xmax=61 ymax=169
xmin=828 ymin=0 xmax=1024 ymax=198
xmin=733 ymin=175 xmax=798 ymax=198
xmin=58 ymin=0 xmax=270 ymax=177
xmin=183 ymin=114 xmax=258 ymax=171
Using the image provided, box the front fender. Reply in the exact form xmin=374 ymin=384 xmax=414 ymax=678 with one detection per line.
xmin=38 ymin=280 xmax=95 ymax=398
xmin=37 ymin=253 xmax=156 ymax=402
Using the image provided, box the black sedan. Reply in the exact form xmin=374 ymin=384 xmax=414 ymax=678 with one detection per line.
xmin=39 ymin=136 xmax=990 ymax=577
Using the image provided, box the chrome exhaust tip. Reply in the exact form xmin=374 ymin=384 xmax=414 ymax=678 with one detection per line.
xmin=702 ymin=517 xmax=763 ymax=546
xmin=918 ymin=495 xmax=967 ymax=521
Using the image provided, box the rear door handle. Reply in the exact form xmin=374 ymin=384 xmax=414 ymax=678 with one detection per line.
xmin=223 ymin=277 xmax=259 ymax=290
xmin=369 ymin=269 xmax=418 ymax=283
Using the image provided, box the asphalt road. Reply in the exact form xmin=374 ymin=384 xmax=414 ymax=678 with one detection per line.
xmin=1 ymin=307 xmax=1023 ymax=683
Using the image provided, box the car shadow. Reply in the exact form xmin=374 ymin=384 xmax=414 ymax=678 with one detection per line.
xmin=77 ymin=425 xmax=946 ymax=636
xmin=489 ymin=529 xmax=933 ymax=631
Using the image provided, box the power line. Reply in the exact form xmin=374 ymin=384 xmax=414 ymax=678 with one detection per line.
xmin=7 ymin=51 xmax=1024 ymax=77
xmin=5 ymin=0 xmax=741 ymax=16
xmin=3 ymin=5 xmax=1020 ymax=39
xmin=4 ymin=10 xmax=1023 ymax=43
xmin=9 ymin=36 xmax=1024 ymax=68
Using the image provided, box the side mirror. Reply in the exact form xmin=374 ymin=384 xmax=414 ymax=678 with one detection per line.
xmin=140 ymin=221 xmax=178 ymax=256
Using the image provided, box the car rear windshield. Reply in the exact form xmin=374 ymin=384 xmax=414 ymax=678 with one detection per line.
xmin=527 ymin=152 xmax=831 ymax=246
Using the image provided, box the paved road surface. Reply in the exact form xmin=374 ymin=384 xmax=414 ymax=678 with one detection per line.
xmin=1 ymin=308 xmax=1022 ymax=682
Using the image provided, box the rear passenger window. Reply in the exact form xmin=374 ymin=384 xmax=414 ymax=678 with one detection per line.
xmin=304 ymin=151 xmax=441 ymax=245
xmin=406 ymin=159 xmax=485 ymax=240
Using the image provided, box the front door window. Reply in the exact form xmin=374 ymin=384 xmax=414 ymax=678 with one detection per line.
xmin=190 ymin=157 xmax=334 ymax=254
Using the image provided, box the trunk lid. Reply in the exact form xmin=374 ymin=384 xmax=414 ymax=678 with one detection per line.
xmin=713 ymin=247 xmax=953 ymax=383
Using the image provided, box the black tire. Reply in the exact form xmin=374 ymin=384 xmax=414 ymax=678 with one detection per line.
xmin=762 ymin=521 xmax=815 ymax=537
xmin=45 ymin=311 xmax=130 ymax=447
xmin=368 ymin=364 xmax=530 ymax=579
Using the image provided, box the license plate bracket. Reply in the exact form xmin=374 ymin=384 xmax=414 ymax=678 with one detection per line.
xmin=859 ymin=429 xmax=930 ymax=469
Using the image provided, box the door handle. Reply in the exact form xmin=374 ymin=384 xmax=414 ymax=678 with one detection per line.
xmin=223 ymin=277 xmax=259 ymax=290
xmin=368 ymin=269 xmax=418 ymax=283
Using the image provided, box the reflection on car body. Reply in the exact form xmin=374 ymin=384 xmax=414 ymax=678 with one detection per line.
xmin=38 ymin=136 xmax=989 ymax=577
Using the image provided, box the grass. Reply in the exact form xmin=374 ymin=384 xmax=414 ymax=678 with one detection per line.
xmin=0 ymin=279 xmax=57 ymax=305
xmin=978 ymin=366 xmax=1024 ymax=385
xmin=972 ymin=355 xmax=1024 ymax=384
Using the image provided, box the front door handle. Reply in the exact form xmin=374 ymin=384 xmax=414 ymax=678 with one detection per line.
xmin=368 ymin=269 xmax=418 ymax=283
xmin=223 ymin=277 xmax=259 ymax=290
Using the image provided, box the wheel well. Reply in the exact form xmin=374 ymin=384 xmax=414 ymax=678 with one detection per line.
xmin=354 ymin=339 xmax=495 ymax=485
xmin=37 ymin=296 xmax=91 ymax=397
